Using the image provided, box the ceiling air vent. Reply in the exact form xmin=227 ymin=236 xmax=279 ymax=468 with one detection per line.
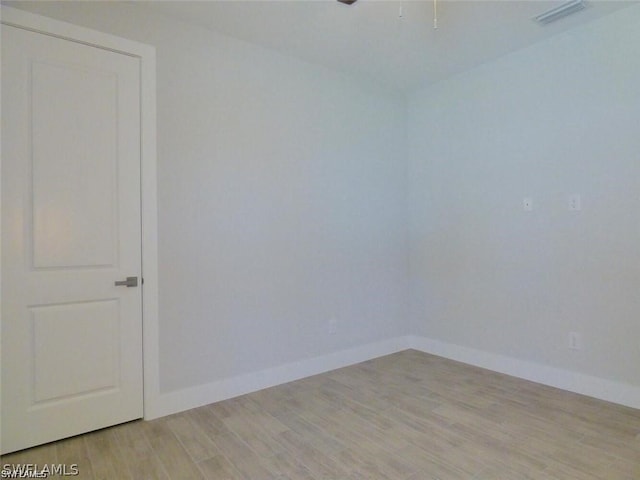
xmin=534 ymin=0 xmax=586 ymax=25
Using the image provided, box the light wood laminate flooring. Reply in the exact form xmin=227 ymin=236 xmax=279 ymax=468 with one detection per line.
xmin=2 ymin=350 xmax=639 ymax=479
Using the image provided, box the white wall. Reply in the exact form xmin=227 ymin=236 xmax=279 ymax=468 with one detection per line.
xmin=8 ymin=1 xmax=640 ymax=410
xmin=408 ymin=5 xmax=640 ymax=386
xmin=9 ymin=1 xmax=409 ymax=394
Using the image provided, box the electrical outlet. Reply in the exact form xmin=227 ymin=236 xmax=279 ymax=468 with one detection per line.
xmin=329 ymin=318 xmax=338 ymax=335
xmin=568 ymin=331 xmax=582 ymax=350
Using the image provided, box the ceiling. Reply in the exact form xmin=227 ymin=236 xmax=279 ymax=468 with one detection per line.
xmin=141 ymin=0 xmax=637 ymax=91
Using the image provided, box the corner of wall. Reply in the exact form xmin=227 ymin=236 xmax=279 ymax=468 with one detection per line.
xmin=145 ymin=336 xmax=412 ymax=419
xmin=409 ymin=335 xmax=640 ymax=410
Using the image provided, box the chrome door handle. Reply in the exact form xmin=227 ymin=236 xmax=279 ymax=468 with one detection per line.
xmin=115 ymin=276 xmax=138 ymax=287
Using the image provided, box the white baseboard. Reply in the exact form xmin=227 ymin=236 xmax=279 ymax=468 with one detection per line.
xmin=409 ymin=335 xmax=640 ymax=410
xmin=145 ymin=336 xmax=411 ymax=419
xmin=145 ymin=334 xmax=640 ymax=420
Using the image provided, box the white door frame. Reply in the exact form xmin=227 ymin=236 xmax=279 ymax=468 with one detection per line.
xmin=0 ymin=6 xmax=160 ymax=424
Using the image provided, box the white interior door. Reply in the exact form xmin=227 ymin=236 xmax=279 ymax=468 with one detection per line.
xmin=1 ymin=23 xmax=143 ymax=454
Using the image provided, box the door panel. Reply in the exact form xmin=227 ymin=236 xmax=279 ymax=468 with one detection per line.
xmin=31 ymin=60 xmax=118 ymax=269
xmin=1 ymin=24 xmax=143 ymax=454
xmin=31 ymin=300 xmax=120 ymax=403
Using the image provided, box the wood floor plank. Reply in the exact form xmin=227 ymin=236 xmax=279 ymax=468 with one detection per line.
xmin=186 ymin=404 xmax=232 ymax=438
xmin=548 ymin=438 xmax=619 ymax=478
xmin=3 ymin=350 xmax=639 ymax=479
xmin=140 ymin=418 xmax=205 ymax=480
xmin=269 ymin=412 xmax=343 ymax=458
xmin=272 ymin=429 xmax=350 ymax=479
xmin=220 ymin=412 xmax=286 ymax=458
xmin=207 ymin=432 xmax=276 ymax=480
xmin=83 ymin=429 xmax=131 ymax=480
xmin=257 ymin=451 xmax=319 ymax=480
xmin=607 ymin=456 xmax=640 ymax=480
xmin=331 ymin=447 xmax=399 ymax=480
xmin=196 ymin=454 xmax=243 ymax=480
xmin=166 ymin=413 xmax=219 ymax=463
xmin=56 ymin=435 xmax=95 ymax=480
xmin=578 ymin=431 xmax=640 ymax=463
